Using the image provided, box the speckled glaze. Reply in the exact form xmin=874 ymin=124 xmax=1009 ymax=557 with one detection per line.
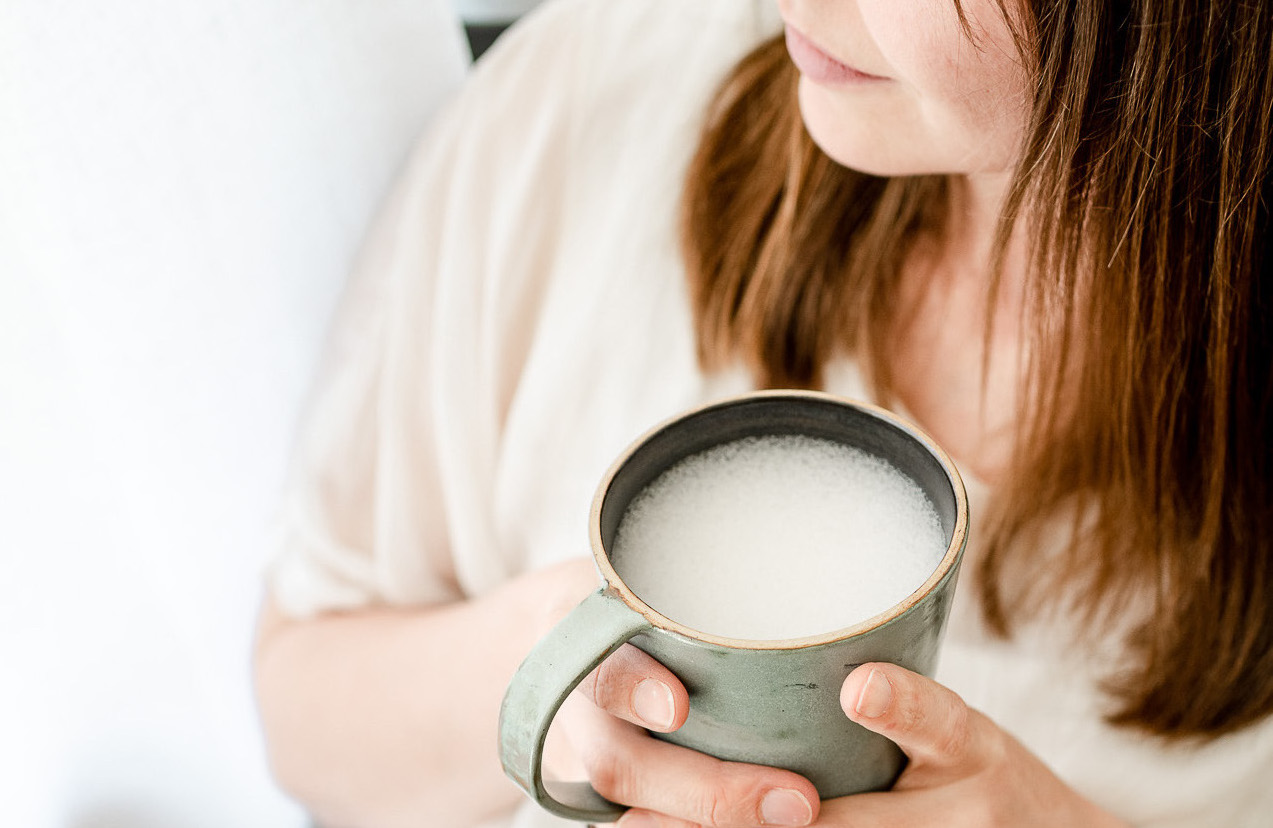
xmin=499 ymin=391 xmax=969 ymax=822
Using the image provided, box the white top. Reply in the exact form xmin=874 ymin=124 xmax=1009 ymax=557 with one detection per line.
xmin=267 ymin=1 xmax=1273 ymax=826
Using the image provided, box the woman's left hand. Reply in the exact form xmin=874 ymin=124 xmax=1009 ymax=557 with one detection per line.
xmin=822 ymin=663 xmax=1129 ymax=827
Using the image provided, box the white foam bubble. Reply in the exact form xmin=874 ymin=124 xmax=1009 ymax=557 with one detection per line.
xmin=610 ymin=434 xmax=947 ymax=640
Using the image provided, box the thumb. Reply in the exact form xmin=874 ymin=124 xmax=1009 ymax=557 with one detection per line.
xmin=840 ymin=662 xmax=985 ymax=770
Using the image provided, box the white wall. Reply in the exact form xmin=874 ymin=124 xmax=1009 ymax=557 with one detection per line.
xmin=0 ymin=3 xmax=468 ymax=825
xmin=453 ymin=0 xmax=545 ymax=24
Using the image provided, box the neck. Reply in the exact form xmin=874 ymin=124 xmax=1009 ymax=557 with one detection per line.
xmin=931 ymin=172 xmax=1030 ymax=326
xmin=886 ymin=171 xmax=1031 ymax=485
xmin=944 ymin=171 xmax=1019 ymax=270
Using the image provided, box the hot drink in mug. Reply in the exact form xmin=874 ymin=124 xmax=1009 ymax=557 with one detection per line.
xmin=611 ymin=433 xmax=947 ymax=640
xmin=499 ymin=391 xmax=968 ymax=822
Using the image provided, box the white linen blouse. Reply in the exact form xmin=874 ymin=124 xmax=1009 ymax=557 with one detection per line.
xmin=267 ymin=1 xmax=1273 ymax=825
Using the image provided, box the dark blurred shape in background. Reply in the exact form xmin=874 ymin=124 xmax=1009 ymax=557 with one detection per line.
xmin=454 ymin=0 xmax=543 ymax=59
xmin=465 ymin=21 xmax=512 ymax=59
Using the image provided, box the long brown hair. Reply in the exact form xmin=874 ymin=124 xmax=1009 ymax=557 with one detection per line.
xmin=681 ymin=1 xmax=1273 ymax=738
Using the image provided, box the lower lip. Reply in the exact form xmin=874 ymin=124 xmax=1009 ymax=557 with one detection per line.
xmin=784 ymin=26 xmax=887 ymax=86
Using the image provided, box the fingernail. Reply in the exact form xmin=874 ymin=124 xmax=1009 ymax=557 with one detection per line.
xmin=631 ymin=678 xmax=675 ymax=730
xmin=855 ymin=668 xmax=892 ymax=719
xmin=760 ymin=787 xmax=813 ymax=826
xmin=617 ymin=812 xmax=659 ymax=828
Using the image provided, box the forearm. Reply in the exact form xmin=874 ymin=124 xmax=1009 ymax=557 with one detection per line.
xmin=253 ymin=587 xmax=547 ymax=828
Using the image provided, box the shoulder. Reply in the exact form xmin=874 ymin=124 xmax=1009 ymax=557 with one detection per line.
xmin=376 ymin=0 xmax=785 ymax=344
xmin=392 ymin=0 xmax=783 ymax=259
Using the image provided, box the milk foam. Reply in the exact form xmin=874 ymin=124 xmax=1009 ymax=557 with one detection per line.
xmin=610 ymin=434 xmax=946 ymax=640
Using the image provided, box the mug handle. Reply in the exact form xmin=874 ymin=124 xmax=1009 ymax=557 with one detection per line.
xmin=499 ymin=586 xmax=653 ymax=822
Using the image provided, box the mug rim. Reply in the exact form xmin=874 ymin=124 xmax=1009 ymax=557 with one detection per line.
xmin=587 ymin=389 xmax=969 ymax=651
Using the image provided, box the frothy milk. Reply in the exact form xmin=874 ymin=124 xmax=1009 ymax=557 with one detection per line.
xmin=610 ymin=434 xmax=947 ymax=640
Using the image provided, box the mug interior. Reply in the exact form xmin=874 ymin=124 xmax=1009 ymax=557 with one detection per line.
xmin=595 ymin=393 xmax=963 ymax=639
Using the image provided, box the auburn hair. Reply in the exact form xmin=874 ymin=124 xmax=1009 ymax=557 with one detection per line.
xmin=681 ymin=2 xmax=1273 ymax=738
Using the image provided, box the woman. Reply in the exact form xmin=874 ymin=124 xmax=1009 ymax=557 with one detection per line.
xmin=253 ymin=0 xmax=1273 ymax=826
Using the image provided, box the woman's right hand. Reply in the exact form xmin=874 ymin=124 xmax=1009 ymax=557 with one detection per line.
xmin=522 ymin=561 xmax=820 ymax=828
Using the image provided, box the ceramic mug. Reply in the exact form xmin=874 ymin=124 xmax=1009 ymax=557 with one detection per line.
xmin=498 ymin=390 xmax=969 ymax=822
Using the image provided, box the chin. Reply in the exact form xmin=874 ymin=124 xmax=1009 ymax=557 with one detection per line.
xmin=796 ymin=79 xmax=939 ymax=178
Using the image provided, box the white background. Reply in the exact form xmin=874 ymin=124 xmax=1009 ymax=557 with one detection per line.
xmin=0 ymin=2 xmax=468 ymax=825
xmin=453 ymin=0 xmax=546 ymax=24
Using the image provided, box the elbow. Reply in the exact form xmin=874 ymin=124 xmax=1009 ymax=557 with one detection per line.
xmin=251 ymin=597 xmax=393 ymax=828
xmin=251 ymin=597 xmax=332 ymax=821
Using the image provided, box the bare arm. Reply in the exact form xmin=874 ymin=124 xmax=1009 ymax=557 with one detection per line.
xmin=252 ymin=559 xmax=599 ymax=828
xmin=255 ymin=556 xmax=823 ymax=828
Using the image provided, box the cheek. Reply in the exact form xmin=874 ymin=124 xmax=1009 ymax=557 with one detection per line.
xmin=922 ymin=54 xmax=1031 ymax=168
xmin=883 ymin=21 xmax=1030 ymax=171
xmin=859 ymin=0 xmax=1031 ymax=171
xmin=790 ymin=0 xmax=1031 ymax=176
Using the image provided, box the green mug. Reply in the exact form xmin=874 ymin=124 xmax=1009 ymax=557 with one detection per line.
xmin=499 ymin=390 xmax=969 ymax=822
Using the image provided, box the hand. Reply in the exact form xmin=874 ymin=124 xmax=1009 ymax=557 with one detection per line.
xmin=512 ymin=560 xmax=820 ymax=826
xmin=820 ymin=663 xmax=1130 ymax=827
xmin=546 ymin=643 xmax=822 ymax=828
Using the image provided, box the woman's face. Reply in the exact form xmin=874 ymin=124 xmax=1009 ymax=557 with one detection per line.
xmin=776 ymin=0 xmax=1031 ymax=177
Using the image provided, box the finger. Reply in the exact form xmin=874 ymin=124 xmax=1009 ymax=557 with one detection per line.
xmin=580 ymin=722 xmax=819 ymax=828
xmin=615 ymin=810 xmax=703 ymax=828
xmin=817 ymin=786 xmax=973 ymax=828
xmin=577 ymin=643 xmax=690 ymax=733
xmin=840 ymin=662 xmax=989 ymax=770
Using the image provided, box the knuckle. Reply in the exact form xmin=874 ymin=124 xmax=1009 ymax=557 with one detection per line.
xmin=576 ymin=669 xmax=600 ymax=707
xmin=692 ymin=765 xmax=762 ymax=827
xmin=588 ymin=650 xmax=640 ymax=716
xmin=588 ymin=657 xmax=619 ymax=709
xmin=932 ymin=696 xmax=973 ymax=758
xmin=697 ymin=776 xmax=733 ymax=827
xmin=897 ymin=688 xmax=926 ymax=732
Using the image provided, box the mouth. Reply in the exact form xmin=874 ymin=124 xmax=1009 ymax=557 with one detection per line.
xmin=783 ymin=25 xmax=889 ymax=86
